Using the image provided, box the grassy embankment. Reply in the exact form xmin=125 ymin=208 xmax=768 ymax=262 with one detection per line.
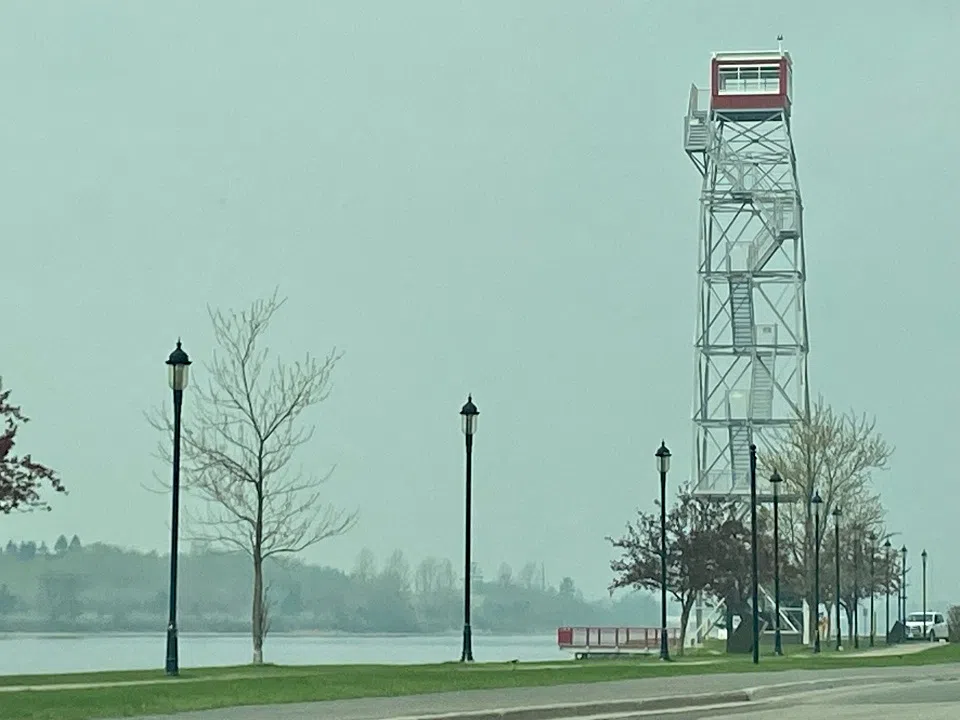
xmin=3 ymin=643 xmax=958 ymax=720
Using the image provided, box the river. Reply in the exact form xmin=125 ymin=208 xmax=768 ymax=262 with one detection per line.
xmin=0 ymin=632 xmax=564 ymax=676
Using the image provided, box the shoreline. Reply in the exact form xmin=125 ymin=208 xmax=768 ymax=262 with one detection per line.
xmin=0 ymin=629 xmax=556 ymax=639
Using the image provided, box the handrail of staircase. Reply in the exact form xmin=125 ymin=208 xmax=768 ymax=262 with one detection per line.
xmin=688 ymin=83 xmax=704 ymax=116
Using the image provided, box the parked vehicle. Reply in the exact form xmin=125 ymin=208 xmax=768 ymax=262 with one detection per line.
xmin=904 ymin=612 xmax=948 ymax=641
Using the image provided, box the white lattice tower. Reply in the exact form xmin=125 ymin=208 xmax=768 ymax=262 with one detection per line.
xmin=683 ymin=48 xmax=811 ymax=501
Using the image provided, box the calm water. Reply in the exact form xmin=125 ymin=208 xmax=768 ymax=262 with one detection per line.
xmin=0 ymin=633 xmax=564 ymax=676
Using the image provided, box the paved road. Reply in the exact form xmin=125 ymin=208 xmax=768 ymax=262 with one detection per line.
xmin=689 ymin=675 xmax=960 ymax=719
xmin=122 ymin=662 xmax=960 ymax=720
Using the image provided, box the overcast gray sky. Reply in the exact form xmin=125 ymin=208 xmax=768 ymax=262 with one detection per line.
xmin=1 ymin=1 xmax=957 ymax=603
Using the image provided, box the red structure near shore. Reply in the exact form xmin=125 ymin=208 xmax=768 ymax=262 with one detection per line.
xmin=557 ymin=626 xmax=681 ymax=659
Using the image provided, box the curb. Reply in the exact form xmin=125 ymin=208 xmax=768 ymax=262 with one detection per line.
xmin=386 ymin=674 xmax=915 ymax=720
xmin=382 ymin=691 xmax=752 ymax=720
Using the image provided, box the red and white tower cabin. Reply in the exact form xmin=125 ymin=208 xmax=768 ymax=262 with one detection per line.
xmin=710 ymin=51 xmax=793 ymax=116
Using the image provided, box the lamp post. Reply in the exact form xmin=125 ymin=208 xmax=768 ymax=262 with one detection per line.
xmin=853 ymin=528 xmax=860 ymax=649
xmin=164 ymin=340 xmax=191 ymax=677
xmin=770 ymin=469 xmax=784 ymax=656
xmin=812 ymin=491 xmax=822 ymax=653
xmin=883 ymin=539 xmax=892 ymax=643
xmin=868 ymin=532 xmax=876 ymax=648
xmin=922 ymin=549 xmax=928 ymax=641
xmin=832 ymin=505 xmax=842 ymax=651
xmin=459 ymin=395 xmax=479 ymax=663
xmin=656 ymin=441 xmax=672 ymax=662
xmin=900 ymin=545 xmax=908 ymax=627
xmin=749 ymin=444 xmax=760 ymax=665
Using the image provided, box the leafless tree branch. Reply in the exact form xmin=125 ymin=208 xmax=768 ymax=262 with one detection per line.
xmin=146 ymin=290 xmax=357 ymax=664
xmin=759 ymin=395 xmax=894 ymax=625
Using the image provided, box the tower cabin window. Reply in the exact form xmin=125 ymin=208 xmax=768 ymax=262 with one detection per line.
xmin=718 ymin=65 xmax=781 ymax=94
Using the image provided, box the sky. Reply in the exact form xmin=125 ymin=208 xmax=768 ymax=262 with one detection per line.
xmin=1 ymin=0 xmax=958 ymax=606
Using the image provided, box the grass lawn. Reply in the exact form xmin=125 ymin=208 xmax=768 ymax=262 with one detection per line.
xmin=4 ymin=644 xmax=959 ymax=720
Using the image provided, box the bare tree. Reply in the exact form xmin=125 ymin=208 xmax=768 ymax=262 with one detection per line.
xmin=413 ymin=557 xmax=439 ymax=596
xmin=760 ymin=396 xmax=893 ymax=638
xmin=382 ymin=549 xmax=412 ymax=592
xmin=148 ymin=292 xmax=357 ymax=664
xmin=497 ymin=562 xmax=513 ymax=587
xmin=517 ymin=561 xmax=538 ymax=589
xmin=352 ymin=548 xmax=377 ymax=583
xmin=435 ymin=558 xmax=457 ymax=591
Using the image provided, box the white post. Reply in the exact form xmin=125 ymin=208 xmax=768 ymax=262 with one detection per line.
xmin=802 ymin=598 xmax=811 ymax=645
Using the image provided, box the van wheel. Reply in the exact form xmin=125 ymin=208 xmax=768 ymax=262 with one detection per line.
xmin=929 ymin=631 xmax=937 ymax=642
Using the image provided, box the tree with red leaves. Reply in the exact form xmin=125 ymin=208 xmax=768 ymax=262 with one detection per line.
xmin=0 ymin=380 xmax=65 ymax=514
xmin=607 ymin=491 xmax=747 ymax=654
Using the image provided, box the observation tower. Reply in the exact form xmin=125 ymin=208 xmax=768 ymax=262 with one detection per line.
xmin=683 ymin=46 xmax=810 ymax=500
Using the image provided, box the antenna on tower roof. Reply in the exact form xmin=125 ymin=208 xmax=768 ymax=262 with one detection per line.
xmin=777 ymin=34 xmax=784 ymax=55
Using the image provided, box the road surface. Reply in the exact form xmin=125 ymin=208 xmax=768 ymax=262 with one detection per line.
xmin=121 ymin=661 xmax=960 ymax=720
xmin=689 ymin=675 xmax=960 ymax=719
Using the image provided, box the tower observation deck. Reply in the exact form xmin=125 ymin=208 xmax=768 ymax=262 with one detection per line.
xmin=683 ymin=48 xmax=810 ymax=500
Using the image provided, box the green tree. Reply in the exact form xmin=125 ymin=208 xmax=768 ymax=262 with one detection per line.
xmin=54 ymin=535 xmax=69 ymax=555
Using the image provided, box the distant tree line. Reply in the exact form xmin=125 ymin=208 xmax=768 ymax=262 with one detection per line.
xmin=0 ymin=540 xmax=657 ymax=634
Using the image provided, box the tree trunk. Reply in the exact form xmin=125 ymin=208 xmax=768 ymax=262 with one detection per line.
xmin=676 ymin=595 xmax=695 ymax=657
xmin=252 ymin=550 xmax=264 ymax=664
xmin=251 ymin=473 xmax=266 ymax=665
xmin=845 ymin=602 xmax=854 ymax=646
xmin=725 ymin=599 xmax=735 ymax=653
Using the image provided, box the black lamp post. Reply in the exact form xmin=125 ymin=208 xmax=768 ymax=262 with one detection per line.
xmin=656 ymin=441 xmax=672 ymax=662
xmin=922 ymin=549 xmax=928 ymax=640
xmin=883 ymin=539 xmax=892 ymax=642
xmin=868 ymin=532 xmax=876 ymax=648
xmin=853 ymin=528 xmax=860 ymax=649
xmin=749 ymin=443 xmax=759 ymax=665
xmin=770 ymin=469 xmax=783 ymax=656
xmin=832 ymin=505 xmax=842 ymax=651
xmin=900 ymin=545 xmax=908 ymax=627
xmin=459 ymin=396 xmax=479 ymax=663
xmin=165 ymin=340 xmax=191 ymax=677
xmin=812 ymin=491 xmax=822 ymax=653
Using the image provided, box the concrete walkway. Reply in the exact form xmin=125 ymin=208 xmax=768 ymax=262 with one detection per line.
xmin=845 ymin=642 xmax=944 ymax=658
xmin=0 ymin=672 xmax=266 ymax=694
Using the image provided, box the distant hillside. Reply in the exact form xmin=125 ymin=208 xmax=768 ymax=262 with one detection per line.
xmin=0 ymin=537 xmax=658 ymax=634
